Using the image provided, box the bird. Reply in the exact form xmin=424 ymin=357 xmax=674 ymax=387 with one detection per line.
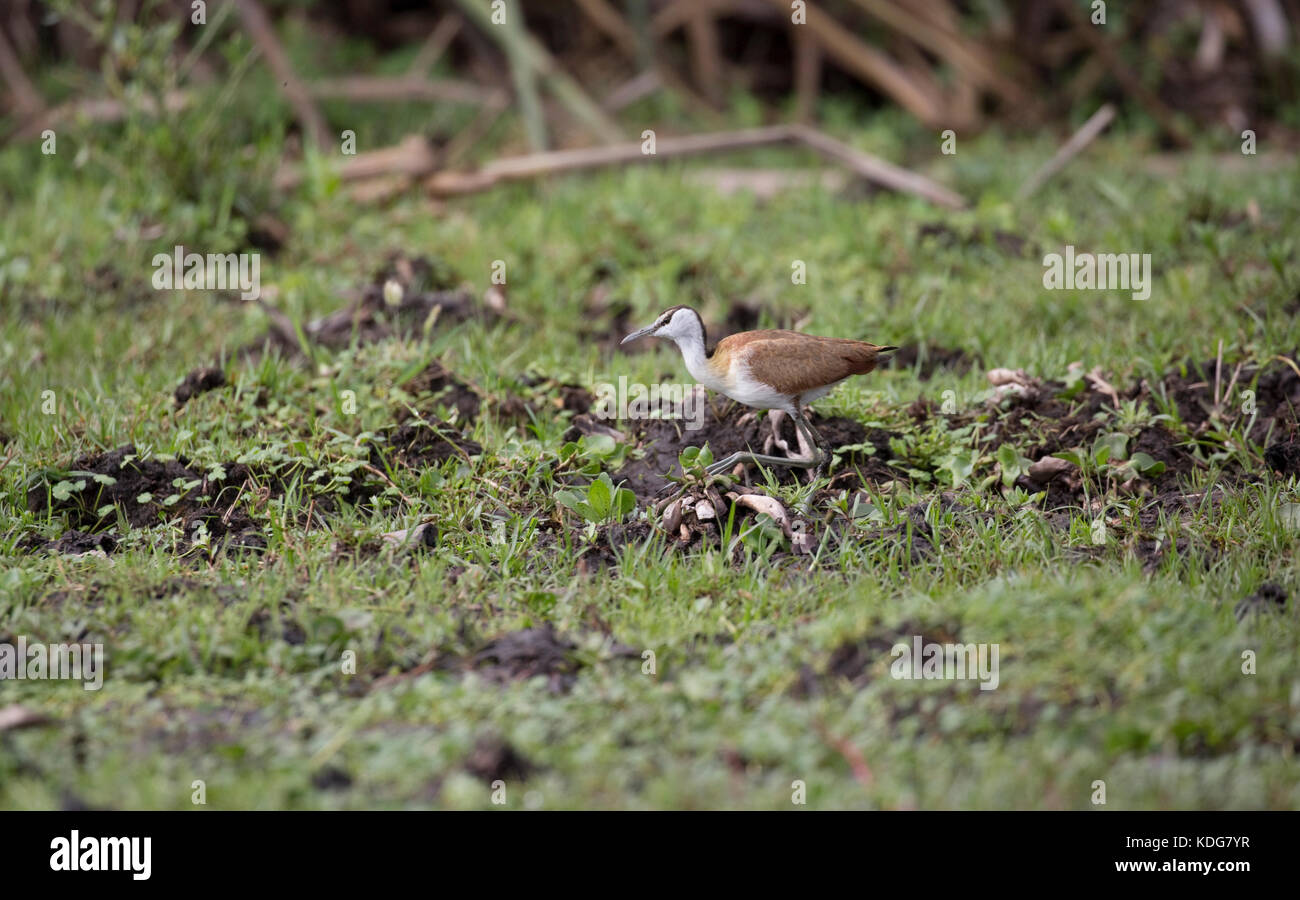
xmin=621 ymin=305 xmax=897 ymax=477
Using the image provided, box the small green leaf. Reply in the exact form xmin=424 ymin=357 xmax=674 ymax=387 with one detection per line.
xmin=1095 ymin=432 xmax=1128 ymax=465
xmin=555 ymin=490 xmax=585 ymax=512
xmin=1128 ymin=452 xmax=1165 ymax=476
xmin=612 ymin=487 xmax=636 ymax=518
xmin=587 ymin=475 xmax=612 ymax=517
xmin=582 ymin=434 xmax=616 ymax=457
xmin=942 ymin=448 xmax=977 ymax=487
xmin=136 ymin=492 xmax=153 ymax=504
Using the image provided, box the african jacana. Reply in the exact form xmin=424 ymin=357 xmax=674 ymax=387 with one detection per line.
xmin=621 ymin=305 xmax=897 ymax=477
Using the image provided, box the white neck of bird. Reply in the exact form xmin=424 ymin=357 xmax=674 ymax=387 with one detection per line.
xmin=668 ymin=324 xmax=710 ymax=382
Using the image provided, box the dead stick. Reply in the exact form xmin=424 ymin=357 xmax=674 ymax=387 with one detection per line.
xmin=308 ymin=76 xmax=500 ymax=107
xmin=1017 ymin=103 xmax=1115 ymax=199
xmin=761 ymin=0 xmax=944 ymax=127
xmin=407 ymin=12 xmax=463 ymax=78
xmin=281 ymin=125 xmax=964 ymax=210
xmin=275 ymin=134 xmax=441 ymax=190
xmin=425 ymin=125 xmax=798 ymax=195
xmin=1052 ymin=0 xmax=1189 ymax=148
xmin=441 ymin=97 xmax=510 ymax=168
xmin=789 ymin=124 xmax=966 ymax=209
xmin=423 ymin=124 xmax=965 ymax=210
xmin=232 ymin=0 xmax=330 ymax=151
xmin=845 ymin=0 xmax=1026 ymax=105
xmin=0 ymin=25 xmax=43 ymax=119
xmin=502 ymin=0 xmax=548 ymax=151
xmin=652 ymin=0 xmax=725 ymax=37
xmin=602 ymin=70 xmax=661 ymax=112
xmin=571 ymin=0 xmax=722 ymax=122
xmin=793 ymin=28 xmax=822 ymax=123
xmin=454 ymin=0 xmax=622 ymax=144
xmin=686 ymin=5 xmax=724 ymax=107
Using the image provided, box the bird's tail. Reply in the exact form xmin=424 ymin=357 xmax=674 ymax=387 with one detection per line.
xmin=876 ymin=345 xmax=900 ymax=352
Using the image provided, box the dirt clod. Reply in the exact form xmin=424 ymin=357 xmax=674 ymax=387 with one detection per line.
xmin=371 ymin=421 xmax=481 ymax=469
xmin=1264 ymin=440 xmax=1300 ymax=475
xmin=402 ymin=360 xmax=480 ymax=423
xmin=28 ymin=445 xmax=251 ymax=530
xmin=19 ymin=529 xmax=119 ymax=556
xmin=463 ymin=736 xmax=534 ymax=783
xmin=469 ymin=623 xmax=580 ymax=692
xmin=310 ymin=766 xmax=353 ymax=791
xmin=174 ymin=367 xmax=227 ymax=405
xmin=182 ymin=506 xmax=267 ymax=557
xmin=1235 ymin=583 xmax=1288 ymax=620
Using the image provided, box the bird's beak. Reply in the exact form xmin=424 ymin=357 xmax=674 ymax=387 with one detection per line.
xmin=620 ymin=325 xmax=657 ymax=346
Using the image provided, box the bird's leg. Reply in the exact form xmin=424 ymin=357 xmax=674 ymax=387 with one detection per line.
xmin=763 ymin=409 xmax=793 ymax=456
xmin=789 ymin=407 xmax=830 ymax=479
xmin=704 ymin=408 xmax=826 ymax=477
xmin=791 ymin=408 xmax=815 ymax=460
xmin=704 ymin=450 xmax=818 ymax=476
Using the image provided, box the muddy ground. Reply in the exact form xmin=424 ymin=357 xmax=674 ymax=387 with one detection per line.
xmin=20 ymin=258 xmax=1300 ymax=584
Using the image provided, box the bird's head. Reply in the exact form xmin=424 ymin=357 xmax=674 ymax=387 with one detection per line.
xmin=621 ymin=305 xmax=705 ymax=347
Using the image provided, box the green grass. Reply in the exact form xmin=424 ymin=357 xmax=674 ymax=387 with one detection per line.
xmin=2 ymin=65 xmax=1299 ymax=809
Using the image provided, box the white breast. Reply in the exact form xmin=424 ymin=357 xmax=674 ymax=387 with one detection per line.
xmin=719 ymin=360 xmax=796 ymax=411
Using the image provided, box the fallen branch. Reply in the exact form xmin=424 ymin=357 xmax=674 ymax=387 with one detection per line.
xmin=421 ymin=125 xmax=964 ymax=208
xmin=275 ymin=134 xmax=439 ymax=190
xmin=233 ymin=0 xmax=330 ymax=150
xmin=788 ymin=124 xmax=967 ymax=209
xmin=276 ymin=123 xmax=965 ymax=209
xmin=1017 ymin=102 xmax=1115 ymax=199
xmin=423 ymin=125 xmax=799 ymax=195
xmin=308 ymin=76 xmax=502 ymax=107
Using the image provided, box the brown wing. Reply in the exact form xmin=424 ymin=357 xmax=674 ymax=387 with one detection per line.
xmin=719 ymin=331 xmax=886 ymax=397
